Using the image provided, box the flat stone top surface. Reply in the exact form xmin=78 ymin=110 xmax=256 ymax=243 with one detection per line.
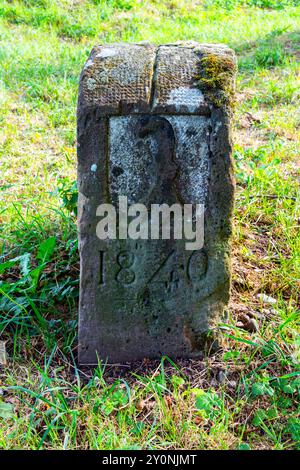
xmin=78 ymin=42 xmax=236 ymax=115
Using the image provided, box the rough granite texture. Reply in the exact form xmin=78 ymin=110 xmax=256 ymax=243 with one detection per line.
xmin=77 ymin=42 xmax=236 ymax=364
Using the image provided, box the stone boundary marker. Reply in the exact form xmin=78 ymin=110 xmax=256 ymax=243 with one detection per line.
xmin=77 ymin=42 xmax=236 ymax=364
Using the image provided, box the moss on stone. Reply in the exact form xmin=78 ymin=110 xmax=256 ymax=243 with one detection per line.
xmin=197 ymin=52 xmax=237 ymax=111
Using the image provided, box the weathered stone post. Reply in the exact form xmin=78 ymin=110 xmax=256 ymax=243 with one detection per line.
xmin=77 ymin=43 xmax=236 ymax=364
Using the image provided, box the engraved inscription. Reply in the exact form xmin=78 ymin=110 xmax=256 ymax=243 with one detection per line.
xmin=187 ymin=250 xmax=208 ymax=282
xmin=99 ymin=249 xmax=208 ymax=289
xmin=116 ymin=251 xmax=136 ymax=285
xmin=147 ymin=250 xmax=175 ymax=285
xmin=99 ymin=250 xmax=105 ymax=285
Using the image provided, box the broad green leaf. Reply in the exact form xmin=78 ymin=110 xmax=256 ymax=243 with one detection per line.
xmin=19 ymin=252 xmax=31 ymax=276
xmin=37 ymin=237 xmax=56 ymax=262
xmin=283 ymin=378 xmax=300 ymax=394
xmin=252 ymin=407 xmax=277 ymax=426
xmin=0 ymin=253 xmax=31 ymax=276
xmin=0 ymin=259 xmax=18 ymax=275
xmin=252 ymin=409 xmax=267 ymax=426
xmin=0 ymin=402 xmax=14 ymax=419
xmin=285 ymin=418 xmax=300 ymax=443
xmin=236 ymin=443 xmax=251 ymax=450
xmin=194 ymin=389 xmax=223 ymax=420
xmin=251 ymin=381 xmax=275 ymax=398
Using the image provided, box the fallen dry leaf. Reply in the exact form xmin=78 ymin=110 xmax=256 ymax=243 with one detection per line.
xmin=136 ymin=399 xmax=146 ymax=411
xmin=164 ymin=395 xmax=173 ymax=408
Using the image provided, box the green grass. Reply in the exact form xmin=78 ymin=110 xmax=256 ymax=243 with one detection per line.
xmin=0 ymin=0 xmax=299 ymax=450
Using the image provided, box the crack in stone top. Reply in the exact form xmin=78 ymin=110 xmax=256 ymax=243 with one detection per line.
xmin=152 ymin=46 xmax=208 ymax=114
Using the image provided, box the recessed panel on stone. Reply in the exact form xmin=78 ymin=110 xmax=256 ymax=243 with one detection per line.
xmin=77 ymin=42 xmax=236 ymax=364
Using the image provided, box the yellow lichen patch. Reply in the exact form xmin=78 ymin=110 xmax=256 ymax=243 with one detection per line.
xmin=197 ymin=53 xmax=237 ymax=110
